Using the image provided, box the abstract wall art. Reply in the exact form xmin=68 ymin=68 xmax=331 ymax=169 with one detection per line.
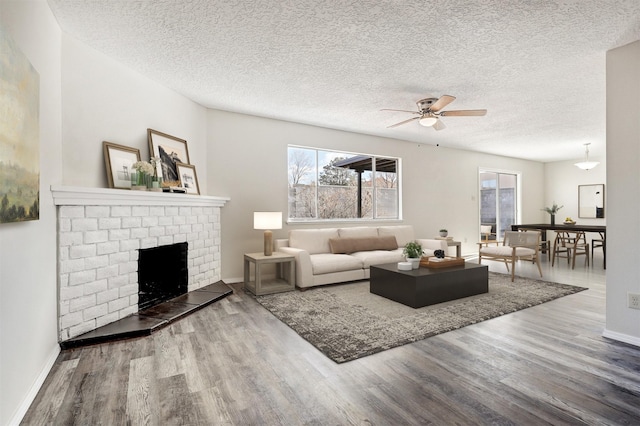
xmin=0 ymin=26 xmax=40 ymax=223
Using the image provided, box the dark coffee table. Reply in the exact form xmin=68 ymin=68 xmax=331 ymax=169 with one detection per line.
xmin=370 ymin=262 xmax=488 ymax=308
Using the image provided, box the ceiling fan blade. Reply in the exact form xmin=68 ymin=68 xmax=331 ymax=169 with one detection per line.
xmin=440 ymin=109 xmax=487 ymax=117
xmin=387 ymin=116 xmax=420 ymax=128
xmin=380 ymin=108 xmax=420 ymax=114
xmin=429 ymin=95 xmax=456 ymax=112
xmin=433 ymin=119 xmax=446 ymax=131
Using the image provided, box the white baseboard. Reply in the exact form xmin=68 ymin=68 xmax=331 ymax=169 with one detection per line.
xmin=602 ymin=329 xmax=640 ymax=348
xmin=9 ymin=344 xmax=61 ymax=426
xmin=223 ymin=276 xmax=244 ymax=284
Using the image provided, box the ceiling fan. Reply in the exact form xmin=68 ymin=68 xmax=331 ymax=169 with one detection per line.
xmin=382 ymin=95 xmax=487 ymax=131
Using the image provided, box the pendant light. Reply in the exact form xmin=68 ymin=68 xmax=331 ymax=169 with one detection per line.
xmin=574 ymin=143 xmax=599 ymax=170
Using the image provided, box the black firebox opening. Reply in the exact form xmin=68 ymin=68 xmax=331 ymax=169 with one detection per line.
xmin=138 ymin=242 xmax=188 ymax=311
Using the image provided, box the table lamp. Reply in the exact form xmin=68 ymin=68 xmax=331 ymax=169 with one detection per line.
xmin=254 ymin=212 xmax=282 ymax=256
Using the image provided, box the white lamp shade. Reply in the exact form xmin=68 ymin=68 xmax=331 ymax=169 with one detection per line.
xmin=253 ymin=212 xmax=282 ymax=230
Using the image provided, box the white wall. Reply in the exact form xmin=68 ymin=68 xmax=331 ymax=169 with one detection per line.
xmin=61 ymin=34 xmax=209 ymax=191
xmin=207 ymin=110 xmax=546 ymax=281
xmin=544 ymin=157 xmax=607 ymax=224
xmin=605 ymin=40 xmax=640 ymax=345
xmin=0 ymin=2 xmax=62 ymax=424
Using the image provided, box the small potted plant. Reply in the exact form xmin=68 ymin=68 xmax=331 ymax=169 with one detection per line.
xmin=403 ymin=241 xmax=424 ymax=269
xmin=439 ymin=229 xmax=448 ymax=237
xmin=542 ymin=203 xmax=563 ymax=225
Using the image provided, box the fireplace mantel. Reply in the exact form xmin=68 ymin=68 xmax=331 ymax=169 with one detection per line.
xmin=51 ymin=185 xmax=229 ymax=207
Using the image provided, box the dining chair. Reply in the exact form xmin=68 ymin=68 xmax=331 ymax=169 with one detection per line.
xmin=519 ymin=228 xmax=551 ymax=261
xmin=478 ymin=230 xmax=543 ymax=282
xmin=552 ymin=231 xmax=589 ymax=269
xmin=551 ymin=231 xmax=571 ymax=266
xmin=591 ymin=232 xmax=605 ymax=268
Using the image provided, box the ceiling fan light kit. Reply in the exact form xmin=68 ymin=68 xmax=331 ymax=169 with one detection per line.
xmin=382 ymin=95 xmax=486 ymax=131
xmin=574 ymin=143 xmax=599 ymax=170
xmin=419 ymin=115 xmax=438 ymax=127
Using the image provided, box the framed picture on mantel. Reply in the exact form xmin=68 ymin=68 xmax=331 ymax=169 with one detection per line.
xmin=176 ymin=162 xmax=200 ymax=195
xmin=147 ymin=129 xmax=190 ymax=188
xmin=103 ymin=141 xmax=141 ymax=189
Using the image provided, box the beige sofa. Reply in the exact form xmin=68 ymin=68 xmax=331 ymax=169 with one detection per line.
xmin=274 ymin=225 xmax=447 ymax=289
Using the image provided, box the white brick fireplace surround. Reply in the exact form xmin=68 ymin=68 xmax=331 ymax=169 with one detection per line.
xmin=51 ymin=186 xmax=229 ymax=341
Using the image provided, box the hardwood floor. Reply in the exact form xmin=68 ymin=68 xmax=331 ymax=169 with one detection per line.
xmin=22 ymin=251 xmax=640 ymax=425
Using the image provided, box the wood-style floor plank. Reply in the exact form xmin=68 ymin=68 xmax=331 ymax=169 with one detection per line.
xmin=126 ymin=356 xmax=157 ymax=426
xmin=21 ymin=252 xmax=640 ymax=425
xmin=20 ymin=357 xmax=79 ymax=424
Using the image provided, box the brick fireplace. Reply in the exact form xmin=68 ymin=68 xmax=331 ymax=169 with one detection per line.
xmin=51 ymin=186 xmax=229 ymax=341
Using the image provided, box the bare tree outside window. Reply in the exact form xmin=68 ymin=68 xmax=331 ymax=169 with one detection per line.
xmin=288 ymin=148 xmax=317 ymax=217
xmin=288 ymin=148 xmax=314 ymax=187
xmin=378 ymin=172 xmax=397 ymax=188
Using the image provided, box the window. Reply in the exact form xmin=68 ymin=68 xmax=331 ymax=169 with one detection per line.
xmin=288 ymin=146 xmax=400 ymax=221
xmin=479 ymin=170 xmax=518 ymax=240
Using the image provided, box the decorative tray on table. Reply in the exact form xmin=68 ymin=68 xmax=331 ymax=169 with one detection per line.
xmin=420 ymin=256 xmax=465 ymax=268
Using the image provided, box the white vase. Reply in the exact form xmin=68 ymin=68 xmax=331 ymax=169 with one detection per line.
xmin=407 ymin=257 xmax=421 ymax=269
xmin=439 ymin=231 xmax=448 ymax=237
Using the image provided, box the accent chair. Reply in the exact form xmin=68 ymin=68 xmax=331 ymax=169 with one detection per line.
xmin=478 ymin=230 xmax=543 ymax=282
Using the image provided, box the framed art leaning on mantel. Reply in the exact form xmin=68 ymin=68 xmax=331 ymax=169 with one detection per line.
xmin=176 ymin=162 xmax=200 ymax=195
xmin=103 ymin=141 xmax=141 ymax=189
xmin=147 ymin=129 xmax=190 ymax=188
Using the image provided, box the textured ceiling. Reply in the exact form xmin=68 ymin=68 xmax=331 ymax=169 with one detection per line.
xmin=47 ymin=0 xmax=640 ymax=162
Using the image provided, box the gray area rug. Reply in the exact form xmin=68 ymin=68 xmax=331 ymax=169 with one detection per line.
xmin=256 ymin=272 xmax=587 ymax=363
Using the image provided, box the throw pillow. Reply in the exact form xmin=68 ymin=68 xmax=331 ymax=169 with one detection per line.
xmin=329 ymin=236 xmax=398 ymax=254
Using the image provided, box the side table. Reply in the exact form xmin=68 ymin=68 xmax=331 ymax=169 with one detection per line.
xmin=243 ymin=252 xmax=296 ymax=296
xmin=448 ymin=240 xmax=462 ymax=257
xmin=435 ymin=237 xmax=462 ymax=257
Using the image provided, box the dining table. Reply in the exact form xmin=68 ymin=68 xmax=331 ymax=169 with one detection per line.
xmin=510 ymin=223 xmax=606 ymax=268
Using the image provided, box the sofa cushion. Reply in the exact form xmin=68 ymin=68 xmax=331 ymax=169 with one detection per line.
xmin=350 ymin=249 xmax=405 ymax=268
xmin=329 ymin=236 xmax=398 ymax=254
xmin=338 ymin=227 xmax=379 ymax=239
xmin=289 ymin=228 xmax=339 ymax=254
xmin=310 ymin=253 xmax=364 ymax=275
xmin=377 ymin=225 xmax=415 ymax=247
